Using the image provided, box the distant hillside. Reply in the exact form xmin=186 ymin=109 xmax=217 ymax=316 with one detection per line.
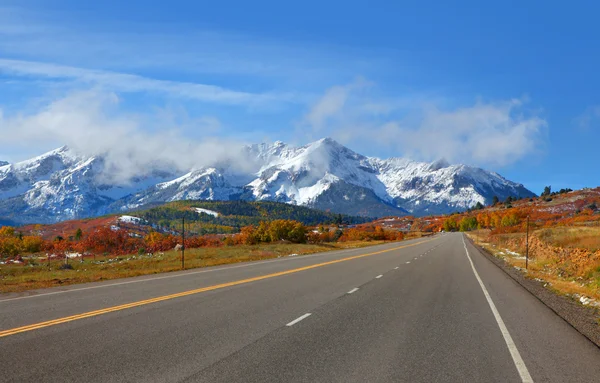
xmin=18 ymin=200 xmax=370 ymax=239
xmin=132 ymin=200 xmax=369 ymax=235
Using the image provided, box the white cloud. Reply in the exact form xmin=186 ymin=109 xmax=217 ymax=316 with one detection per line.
xmin=304 ymin=78 xmax=374 ymax=132
xmin=0 ymin=90 xmax=258 ymax=183
xmin=396 ymin=100 xmax=546 ymax=166
xmin=305 ymin=85 xmax=350 ymax=130
xmin=575 ymin=105 xmax=600 ymax=130
xmin=305 ymin=82 xmax=546 ymax=167
xmin=0 ymin=59 xmax=291 ymax=106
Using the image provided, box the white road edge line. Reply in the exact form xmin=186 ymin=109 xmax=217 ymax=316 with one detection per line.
xmin=375 ymin=274 xmax=383 ymax=279
xmin=286 ymin=313 xmax=312 ymax=326
xmin=347 ymin=288 xmax=359 ymax=294
xmin=462 ymin=235 xmax=534 ymax=383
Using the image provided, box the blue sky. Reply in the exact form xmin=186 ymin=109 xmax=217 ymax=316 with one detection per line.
xmin=0 ymin=1 xmax=599 ymax=194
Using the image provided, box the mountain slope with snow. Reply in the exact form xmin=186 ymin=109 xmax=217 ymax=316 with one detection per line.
xmin=0 ymin=138 xmax=535 ymax=224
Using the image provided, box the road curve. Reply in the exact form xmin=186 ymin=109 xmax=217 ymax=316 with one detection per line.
xmin=1 ymin=233 xmax=599 ymax=382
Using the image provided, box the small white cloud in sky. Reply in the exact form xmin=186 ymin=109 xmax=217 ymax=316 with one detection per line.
xmin=575 ymin=105 xmax=600 ymax=130
xmin=0 ymin=58 xmax=290 ymax=107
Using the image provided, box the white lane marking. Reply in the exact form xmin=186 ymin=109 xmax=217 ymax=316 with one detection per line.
xmin=406 ymin=261 xmax=411 ymax=264
xmin=1 ymin=238 xmax=436 ymax=303
xmin=376 ymin=275 xmax=383 ymax=279
xmin=347 ymin=288 xmax=359 ymax=294
xmin=286 ymin=313 xmax=312 ymax=326
xmin=394 ymin=267 xmax=399 ymax=269
xmin=462 ymin=235 xmax=534 ymax=383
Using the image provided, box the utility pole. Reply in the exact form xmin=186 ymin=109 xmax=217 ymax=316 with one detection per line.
xmin=525 ymin=216 xmax=529 ymax=269
xmin=181 ymin=217 xmax=185 ymax=270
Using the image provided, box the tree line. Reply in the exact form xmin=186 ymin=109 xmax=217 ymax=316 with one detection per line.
xmin=0 ymin=220 xmax=404 ymax=259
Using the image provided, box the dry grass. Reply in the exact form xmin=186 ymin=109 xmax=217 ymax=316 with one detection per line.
xmin=468 ymin=229 xmax=600 ymax=305
xmin=0 ymin=240 xmax=390 ymax=293
xmin=537 ymin=226 xmax=600 ymax=252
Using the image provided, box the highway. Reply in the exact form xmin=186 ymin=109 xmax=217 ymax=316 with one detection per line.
xmin=1 ymin=233 xmax=600 ymax=382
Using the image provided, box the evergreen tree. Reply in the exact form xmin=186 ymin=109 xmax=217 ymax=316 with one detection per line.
xmin=541 ymin=185 xmax=551 ymax=197
xmin=492 ymin=196 xmax=499 ymax=205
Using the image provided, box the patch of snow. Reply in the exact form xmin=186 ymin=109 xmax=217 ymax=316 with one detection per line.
xmin=118 ymin=215 xmax=143 ymax=224
xmin=579 ymin=296 xmax=593 ymax=306
xmin=194 ymin=208 xmax=219 ymax=217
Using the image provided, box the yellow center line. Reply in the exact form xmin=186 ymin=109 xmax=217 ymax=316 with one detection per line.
xmin=0 ymin=238 xmax=434 ymax=338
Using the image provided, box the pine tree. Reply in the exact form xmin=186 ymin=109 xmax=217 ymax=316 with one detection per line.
xmin=541 ymin=185 xmax=551 ymax=197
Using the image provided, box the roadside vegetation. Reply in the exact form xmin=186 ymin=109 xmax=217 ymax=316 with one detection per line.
xmin=0 ymin=219 xmax=406 ymax=293
xmin=468 ymin=226 xmax=600 ymax=304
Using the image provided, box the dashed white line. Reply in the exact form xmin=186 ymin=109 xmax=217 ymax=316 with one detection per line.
xmin=462 ymin=235 xmax=533 ymax=383
xmin=394 ymin=267 xmax=399 ymax=269
xmin=375 ymin=274 xmax=383 ymax=279
xmin=347 ymin=288 xmax=359 ymax=294
xmin=406 ymin=261 xmax=411 ymax=264
xmin=286 ymin=313 xmax=312 ymax=326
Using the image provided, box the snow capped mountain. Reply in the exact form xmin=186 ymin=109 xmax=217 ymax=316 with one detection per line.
xmin=0 ymin=147 xmax=174 ymax=224
xmin=0 ymin=138 xmax=535 ymax=224
xmin=374 ymin=157 xmax=533 ymax=215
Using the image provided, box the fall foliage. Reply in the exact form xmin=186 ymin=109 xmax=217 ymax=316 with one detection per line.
xmin=0 ymin=217 xmax=409 ymax=261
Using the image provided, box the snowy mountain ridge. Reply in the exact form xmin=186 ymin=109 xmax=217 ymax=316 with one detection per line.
xmin=0 ymin=138 xmax=535 ymax=224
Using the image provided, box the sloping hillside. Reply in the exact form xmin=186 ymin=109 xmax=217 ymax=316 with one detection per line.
xmin=19 ymin=200 xmax=369 ymax=239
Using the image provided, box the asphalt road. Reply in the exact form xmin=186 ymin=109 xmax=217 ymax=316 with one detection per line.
xmin=1 ymin=233 xmax=600 ymax=382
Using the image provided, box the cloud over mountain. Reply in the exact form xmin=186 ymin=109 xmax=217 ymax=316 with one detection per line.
xmin=0 ymin=138 xmax=535 ymax=225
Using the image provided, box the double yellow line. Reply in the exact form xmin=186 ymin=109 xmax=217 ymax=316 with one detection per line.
xmin=0 ymin=238 xmax=433 ymax=338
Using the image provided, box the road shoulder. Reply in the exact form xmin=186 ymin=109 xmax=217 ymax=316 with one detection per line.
xmin=465 ymin=234 xmax=600 ymax=349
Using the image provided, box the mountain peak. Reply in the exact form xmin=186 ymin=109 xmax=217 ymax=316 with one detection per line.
xmin=0 ymin=160 xmax=8 ymax=167
xmin=429 ymin=158 xmax=451 ymax=171
xmin=315 ymin=137 xmax=342 ymax=147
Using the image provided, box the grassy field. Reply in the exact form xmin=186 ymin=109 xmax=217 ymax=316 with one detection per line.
xmin=468 ymin=227 xmax=600 ymax=306
xmin=536 ymin=226 xmax=600 ymax=252
xmin=0 ymin=240 xmax=392 ymax=293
